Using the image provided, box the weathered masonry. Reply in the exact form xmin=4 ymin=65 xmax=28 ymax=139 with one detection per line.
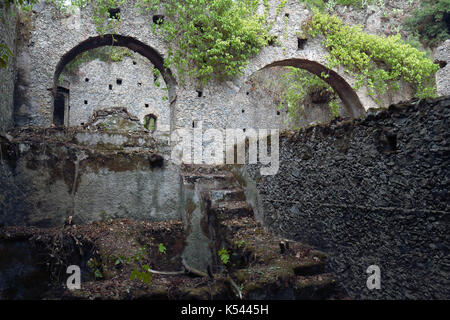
xmin=0 ymin=0 xmax=448 ymax=300
xmin=243 ymin=97 xmax=450 ymax=300
xmin=2 ymin=0 xmax=422 ymax=134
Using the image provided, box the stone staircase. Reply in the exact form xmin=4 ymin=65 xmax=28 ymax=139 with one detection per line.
xmin=180 ymin=164 xmax=346 ymax=300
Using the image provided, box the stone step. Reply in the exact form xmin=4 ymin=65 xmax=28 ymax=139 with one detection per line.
xmin=293 ymin=273 xmax=339 ymax=300
xmin=292 ymin=260 xmax=326 ymax=276
xmin=181 ymin=171 xmax=238 ymax=189
xmin=210 ymin=201 xmax=254 ymax=218
xmin=209 ymin=188 xmax=246 ymax=203
xmin=181 ymin=164 xmax=234 ymax=175
xmin=234 ymin=264 xmax=339 ymax=300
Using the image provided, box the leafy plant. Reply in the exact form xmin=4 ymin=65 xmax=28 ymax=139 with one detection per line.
xmin=130 ymin=264 xmax=152 ymax=285
xmin=87 ymin=257 xmax=104 ymax=279
xmin=158 ymin=243 xmax=166 ymax=254
xmin=235 ymin=240 xmax=246 ymax=248
xmin=0 ymin=43 xmax=12 ymax=69
xmin=305 ymin=10 xmax=439 ymax=100
xmin=218 ymin=248 xmax=230 ymax=265
xmin=137 ymin=0 xmax=272 ymax=83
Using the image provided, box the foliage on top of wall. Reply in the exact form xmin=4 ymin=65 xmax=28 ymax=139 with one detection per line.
xmin=404 ymin=0 xmax=450 ymax=47
xmin=305 ymin=10 xmax=440 ymax=100
xmin=48 ymin=0 xmax=275 ymax=83
xmin=298 ymin=0 xmax=383 ymax=11
xmin=137 ymin=0 xmax=272 ymax=83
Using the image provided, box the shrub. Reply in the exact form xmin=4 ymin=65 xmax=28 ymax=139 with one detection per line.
xmin=305 ymin=10 xmax=439 ymax=100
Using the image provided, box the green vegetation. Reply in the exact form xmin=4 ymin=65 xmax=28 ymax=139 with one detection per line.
xmin=0 ymin=43 xmax=12 ymax=68
xmin=87 ymin=257 xmax=104 ymax=279
xmin=278 ymin=67 xmax=341 ymax=125
xmin=218 ymin=248 xmax=230 ymax=265
xmin=137 ymin=0 xmax=272 ymax=83
xmin=128 ymin=246 xmax=153 ymax=286
xmin=305 ymin=10 xmax=439 ymax=100
xmin=298 ymin=0 xmax=384 ymax=11
xmin=158 ymin=243 xmax=166 ymax=254
xmin=404 ymin=0 xmax=450 ymax=47
xmin=130 ymin=264 xmax=152 ymax=285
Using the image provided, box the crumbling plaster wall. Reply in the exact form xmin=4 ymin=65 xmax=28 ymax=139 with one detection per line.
xmin=60 ymin=50 xmax=170 ymax=129
xmin=0 ymin=4 xmax=17 ymax=133
xmin=14 ymin=1 xmax=169 ymax=128
xmin=13 ymin=0 xmax=417 ymax=134
xmin=0 ymin=125 xmax=181 ymax=227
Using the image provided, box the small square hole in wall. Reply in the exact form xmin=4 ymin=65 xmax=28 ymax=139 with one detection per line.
xmin=277 ymin=111 xmax=281 ymax=115
xmin=197 ymin=90 xmax=203 ymax=97
xmin=285 ymin=13 xmax=290 ymax=18
xmin=108 ymin=8 xmax=120 ymax=19
xmin=133 ymin=61 xmax=137 ymax=65
xmin=153 ymin=15 xmax=165 ymax=25
xmin=268 ymin=36 xmax=278 ymax=46
xmin=116 ymin=79 xmax=122 ymax=85
xmin=297 ymin=38 xmax=307 ymax=50
xmin=192 ymin=120 xmax=202 ymax=128
xmin=242 ymin=109 xmax=245 ymax=113
xmin=109 ymin=84 xmax=113 ymax=90
xmin=138 ymin=82 xmax=142 ymax=87
xmin=85 ymin=78 xmax=89 ymax=82
xmin=84 ymin=100 xmax=88 ymax=105
xmin=145 ymin=104 xmax=149 ymax=108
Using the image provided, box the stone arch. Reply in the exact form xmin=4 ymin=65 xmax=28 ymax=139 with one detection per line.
xmin=52 ymin=34 xmax=176 ymax=127
xmin=261 ymin=59 xmax=365 ymax=118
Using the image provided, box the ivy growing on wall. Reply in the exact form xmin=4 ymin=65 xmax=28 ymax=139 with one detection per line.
xmin=304 ymin=10 xmax=440 ymax=100
xmin=137 ymin=0 xmax=272 ymax=83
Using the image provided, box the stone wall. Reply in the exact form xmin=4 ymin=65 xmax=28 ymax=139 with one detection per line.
xmin=434 ymin=40 xmax=450 ymax=97
xmin=13 ymin=0 xmax=407 ymax=132
xmin=0 ymin=119 xmax=182 ymax=227
xmin=244 ymin=96 xmax=450 ymax=299
xmin=0 ymin=4 xmax=17 ymax=132
xmin=60 ymin=49 xmax=170 ymax=130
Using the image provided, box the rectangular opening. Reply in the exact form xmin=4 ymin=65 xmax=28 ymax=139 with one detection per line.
xmin=53 ymin=87 xmax=69 ymax=127
xmin=116 ymin=79 xmax=122 ymax=85
xmin=152 ymin=15 xmax=165 ymax=25
xmin=108 ymin=8 xmax=120 ymax=19
xmin=297 ymin=38 xmax=307 ymax=50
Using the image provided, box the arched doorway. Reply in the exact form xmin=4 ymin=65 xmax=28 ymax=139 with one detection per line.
xmin=229 ymin=59 xmax=366 ymax=130
xmin=52 ymin=34 xmax=176 ymax=129
xmin=261 ymin=59 xmax=365 ymax=118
